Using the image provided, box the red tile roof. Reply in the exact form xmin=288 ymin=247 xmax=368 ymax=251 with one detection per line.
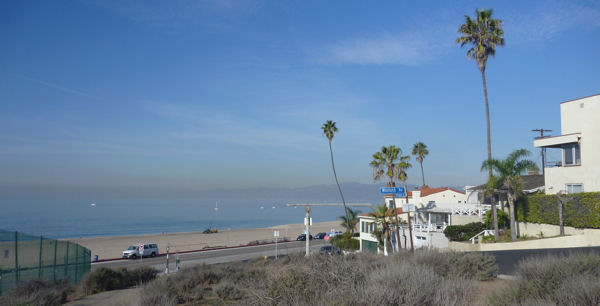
xmin=418 ymin=185 xmax=465 ymax=197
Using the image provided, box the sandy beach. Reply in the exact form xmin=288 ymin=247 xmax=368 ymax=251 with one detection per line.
xmin=66 ymin=221 xmax=342 ymax=260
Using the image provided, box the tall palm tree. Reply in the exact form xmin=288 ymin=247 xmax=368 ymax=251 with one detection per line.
xmin=412 ymin=142 xmax=429 ymax=187
xmin=368 ymin=204 xmax=392 ymax=255
xmin=370 ymin=145 xmax=412 ymax=188
xmin=481 ymin=149 xmax=539 ymax=242
xmin=338 ymin=207 xmax=362 ymax=234
xmin=321 ymin=120 xmax=350 ymax=231
xmin=457 ymin=8 xmax=505 ymax=237
xmin=370 ymin=145 xmax=412 ymax=252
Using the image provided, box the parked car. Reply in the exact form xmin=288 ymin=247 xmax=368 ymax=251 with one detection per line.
xmin=314 ymin=232 xmax=327 ymax=239
xmin=319 ymin=245 xmax=342 ymax=255
xmin=122 ymin=243 xmax=159 ymax=259
xmin=328 ymin=230 xmax=344 ymax=238
xmin=296 ymin=234 xmax=313 ymax=241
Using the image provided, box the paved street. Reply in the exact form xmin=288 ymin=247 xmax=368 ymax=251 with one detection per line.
xmin=92 ymin=240 xmax=329 ymax=272
xmin=483 ymin=246 xmax=600 ymax=274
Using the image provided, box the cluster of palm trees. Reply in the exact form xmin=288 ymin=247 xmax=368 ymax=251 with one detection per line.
xmin=322 ymin=8 xmax=538 ymax=246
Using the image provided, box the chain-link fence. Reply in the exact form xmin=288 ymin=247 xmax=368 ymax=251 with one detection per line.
xmin=0 ymin=230 xmax=91 ymax=295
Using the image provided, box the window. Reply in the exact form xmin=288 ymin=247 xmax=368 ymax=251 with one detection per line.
xmin=566 ymin=184 xmax=583 ymax=194
xmin=563 ymin=143 xmax=581 ymax=165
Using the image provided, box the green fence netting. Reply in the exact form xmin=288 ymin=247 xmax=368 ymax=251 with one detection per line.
xmin=0 ymin=230 xmax=91 ymax=295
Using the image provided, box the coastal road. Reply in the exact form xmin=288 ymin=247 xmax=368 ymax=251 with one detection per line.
xmin=483 ymin=246 xmax=600 ymax=275
xmin=92 ymin=240 xmax=329 ymax=272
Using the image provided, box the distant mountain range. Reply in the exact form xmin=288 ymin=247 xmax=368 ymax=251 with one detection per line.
xmin=1 ymin=182 xmax=464 ymax=206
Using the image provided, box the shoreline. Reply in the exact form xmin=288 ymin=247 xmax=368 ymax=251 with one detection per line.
xmin=66 ymin=220 xmax=342 ymax=260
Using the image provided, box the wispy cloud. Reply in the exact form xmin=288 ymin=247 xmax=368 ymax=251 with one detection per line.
xmin=504 ymin=1 xmax=600 ymax=44
xmin=19 ymin=75 xmax=103 ymax=101
xmin=322 ymin=33 xmax=446 ymax=66
xmin=149 ymin=102 xmax=324 ymax=151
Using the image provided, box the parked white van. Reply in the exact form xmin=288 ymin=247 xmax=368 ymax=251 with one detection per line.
xmin=122 ymin=243 xmax=159 ymax=259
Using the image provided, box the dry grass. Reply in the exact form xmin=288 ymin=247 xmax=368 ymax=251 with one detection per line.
xmin=140 ymin=250 xmax=498 ymax=305
xmin=489 ymin=252 xmax=600 ymax=305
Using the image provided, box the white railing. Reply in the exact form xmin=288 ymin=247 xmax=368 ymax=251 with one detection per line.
xmin=470 ymin=230 xmax=495 ymax=244
xmin=452 ymin=206 xmax=489 ymax=217
xmin=401 ymin=223 xmax=447 ymax=233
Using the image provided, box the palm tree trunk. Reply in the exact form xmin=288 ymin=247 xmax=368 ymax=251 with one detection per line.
xmin=508 ymin=192 xmax=517 ymax=242
xmin=481 ymin=68 xmax=498 ymax=240
xmin=329 ymin=141 xmax=351 ymax=231
xmin=557 ymin=193 xmax=565 ymax=236
xmin=419 ymin=160 xmax=425 ymax=186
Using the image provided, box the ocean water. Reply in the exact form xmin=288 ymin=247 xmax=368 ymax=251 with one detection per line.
xmin=1 ymin=197 xmax=352 ymax=239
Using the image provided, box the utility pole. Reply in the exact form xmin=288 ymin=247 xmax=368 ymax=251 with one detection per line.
xmin=532 ymin=128 xmax=552 ymax=176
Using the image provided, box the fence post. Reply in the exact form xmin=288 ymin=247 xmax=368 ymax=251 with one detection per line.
xmin=53 ymin=240 xmax=57 ymax=282
xmin=38 ymin=236 xmax=43 ymax=278
xmin=74 ymin=244 xmax=79 ymax=283
xmin=64 ymin=241 xmax=69 ymax=279
xmin=14 ymin=231 xmax=19 ymax=285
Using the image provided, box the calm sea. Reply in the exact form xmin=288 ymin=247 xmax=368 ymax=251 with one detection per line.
xmin=1 ymin=197 xmax=350 ymax=239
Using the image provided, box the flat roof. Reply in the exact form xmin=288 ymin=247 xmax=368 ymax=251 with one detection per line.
xmin=560 ymin=93 xmax=600 ymax=104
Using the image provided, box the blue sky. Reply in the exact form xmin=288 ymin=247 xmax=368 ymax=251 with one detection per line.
xmin=1 ymin=0 xmax=599 ymax=191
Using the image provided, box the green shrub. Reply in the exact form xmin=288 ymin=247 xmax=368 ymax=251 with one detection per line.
xmin=330 ymin=232 xmax=360 ymax=250
xmin=517 ymin=192 xmax=600 ymax=228
xmin=443 ymin=222 xmax=486 ymax=241
xmin=82 ymin=266 xmax=158 ymax=294
xmin=484 ymin=209 xmax=509 ymax=229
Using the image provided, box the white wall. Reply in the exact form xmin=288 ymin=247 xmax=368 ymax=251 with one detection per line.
xmin=545 ymin=95 xmax=600 ymax=194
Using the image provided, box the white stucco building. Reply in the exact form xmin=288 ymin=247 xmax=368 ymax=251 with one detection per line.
xmin=534 ymin=94 xmax=600 ymax=194
xmin=358 ymin=186 xmax=480 ymax=253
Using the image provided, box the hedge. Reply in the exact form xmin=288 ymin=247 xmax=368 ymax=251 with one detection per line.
xmin=516 ymin=192 xmax=600 ymax=229
xmin=443 ymin=222 xmax=486 ymax=241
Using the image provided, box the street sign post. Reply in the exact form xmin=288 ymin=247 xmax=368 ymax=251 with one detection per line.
xmin=380 ymin=186 xmax=407 ymax=197
xmin=274 ymin=230 xmax=279 ymax=259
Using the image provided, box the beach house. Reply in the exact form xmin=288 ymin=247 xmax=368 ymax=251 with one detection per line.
xmin=358 ymin=186 xmax=480 ymax=253
xmin=534 ymin=94 xmax=600 ymax=194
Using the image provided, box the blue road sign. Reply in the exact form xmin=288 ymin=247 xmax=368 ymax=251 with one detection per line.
xmin=380 ymin=186 xmax=406 ymax=197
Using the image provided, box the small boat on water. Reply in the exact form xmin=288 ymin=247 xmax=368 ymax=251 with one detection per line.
xmin=214 ymin=201 xmax=219 ymax=212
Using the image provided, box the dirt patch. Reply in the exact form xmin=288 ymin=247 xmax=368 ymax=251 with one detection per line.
xmin=474 ymin=278 xmax=511 ymax=305
xmin=65 ymin=287 xmax=141 ymax=306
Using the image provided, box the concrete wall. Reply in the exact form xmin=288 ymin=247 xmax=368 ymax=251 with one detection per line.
xmin=517 ymin=222 xmax=594 ymax=237
xmin=545 ymin=95 xmax=600 ymax=194
xmin=450 ymin=215 xmax=483 ymax=225
xmin=447 ymin=223 xmax=600 ymax=252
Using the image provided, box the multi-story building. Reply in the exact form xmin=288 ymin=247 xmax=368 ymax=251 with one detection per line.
xmin=534 ymin=94 xmax=600 ymax=194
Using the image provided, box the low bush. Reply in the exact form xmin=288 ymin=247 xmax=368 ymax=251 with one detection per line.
xmin=0 ymin=278 xmax=71 ymax=306
xmin=215 ymin=282 xmax=244 ymax=300
xmin=141 ymin=249 xmax=496 ymax=305
xmin=82 ymin=266 xmax=157 ymax=294
xmin=490 ymin=252 xmax=600 ymax=305
xmin=330 ymin=232 xmax=360 ymax=250
xmin=443 ymin=222 xmax=486 ymax=241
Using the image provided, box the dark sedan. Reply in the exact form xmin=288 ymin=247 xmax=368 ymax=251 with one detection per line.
xmin=296 ymin=234 xmax=313 ymax=241
xmin=314 ymin=232 xmax=327 ymax=239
